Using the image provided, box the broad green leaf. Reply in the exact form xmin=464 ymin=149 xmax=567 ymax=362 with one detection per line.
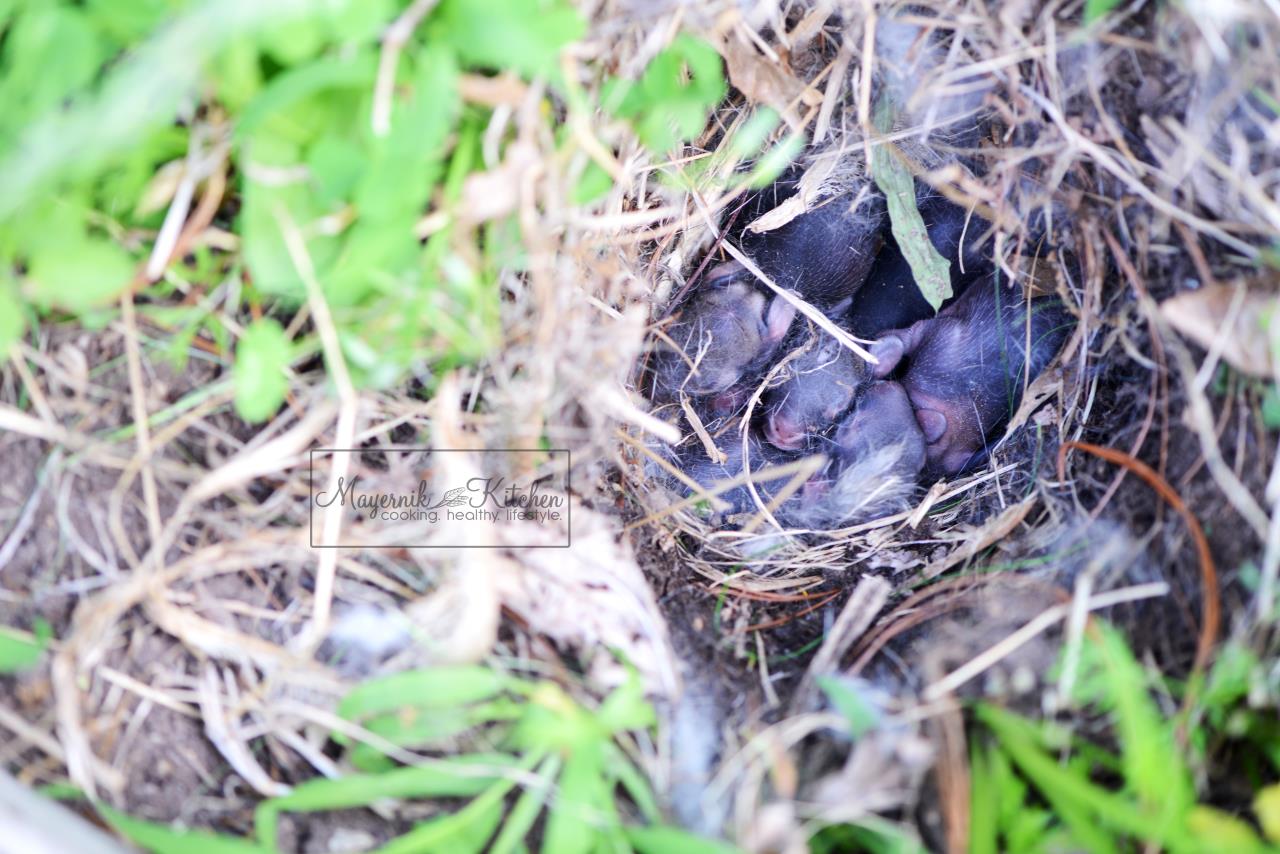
xmin=626 ymin=826 xmax=742 ymax=854
xmin=307 ymin=133 xmax=367 ymax=206
xmin=1203 ymin=641 xmax=1259 ymax=719
xmin=209 ymin=37 xmax=264 ymax=112
xmin=0 ymin=6 xmax=103 ymax=143
xmin=379 ymin=797 xmax=504 ymax=854
xmin=0 ymin=0 xmax=360 ymax=222
xmin=256 ymin=14 xmax=327 ymax=66
xmin=431 ymin=0 xmax=584 ymax=79
xmin=238 ymin=177 xmax=337 ymax=301
xmin=26 ymin=236 xmax=134 ymax=312
xmin=511 ymin=682 xmax=600 ymax=754
xmin=100 ymin=805 xmax=269 ymax=854
xmin=232 ymin=318 xmax=290 ymax=423
xmin=236 ymin=53 xmax=376 ymax=142
xmin=320 ymin=0 xmax=396 ymax=46
xmin=745 ymin=134 xmax=804 ymax=188
xmin=571 ymin=160 xmax=613 ymax=205
xmin=351 ymin=48 xmax=457 ymax=222
xmin=726 ymin=108 xmax=782 ymax=160
xmin=609 ymin=36 xmax=726 ymax=154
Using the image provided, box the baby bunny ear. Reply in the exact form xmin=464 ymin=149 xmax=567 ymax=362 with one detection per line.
xmin=915 ymin=408 xmax=949 ymax=444
xmin=869 ymin=316 xmax=934 ymax=378
xmin=868 ymin=335 xmax=906 ymax=379
xmin=763 ymin=296 xmax=798 ymax=343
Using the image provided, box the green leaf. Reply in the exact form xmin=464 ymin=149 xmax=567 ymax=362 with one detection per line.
xmin=83 ymin=0 xmax=177 ymax=45
xmin=870 ymin=115 xmax=951 ymax=312
xmin=431 ymin=0 xmax=584 ymax=79
xmin=1257 ymin=784 xmax=1280 ymax=843
xmin=100 ymin=805 xmax=270 ymax=854
xmin=541 ymin=745 xmax=604 ymax=854
xmin=1203 ymin=641 xmax=1259 ymax=717
xmin=488 ymin=754 xmax=562 ymax=854
xmin=349 ymin=698 xmax=523 ymax=772
xmin=726 ymin=108 xmax=782 ymax=160
xmin=1084 ymin=0 xmax=1123 ymax=24
xmin=818 ymin=676 xmax=881 ymax=738
xmin=609 ymin=36 xmax=726 ymax=154
xmin=626 ymin=826 xmax=743 ymax=854
xmin=0 ymin=276 xmax=25 ymax=350
xmin=232 ymin=319 xmax=290 ymax=424
xmin=337 ymin=666 xmax=512 ymax=723
xmin=256 ymin=755 xmax=515 ymax=849
xmin=1074 ymin=624 xmax=1194 ymax=820
xmin=571 ymin=160 xmax=613 ymax=205
xmin=0 ymin=6 xmax=104 ymax=144
xmin=1263 ymin=385 xmax=1280 ymax=430
xmin=745 ymin=135 xmax=804 ymax=189
xmin=977 ymin=704 xmax=1172 ymax=851
xmin=968 ymin=743 xmax=999 ymax=854
xmin=354 ymin=46 xmax=457 ymax=219
xmin=0 ymin=621 xmax=50 ymax=673
xmin=606 ymin=742 xmax=661 ymax=825
xmin=1187 ymin=806 xmax=1266 ymax=852
xmin=25 ymin=235 xmax=134 ymax=312
xmin=0 ymin=0 xmax=362 ymax=222
xmin=236 ymin=53 xmax=377 ymax=142
xmin=380 ymin=796 xmax=504 ymax=854
xmin=375 ymin=752 xmax=543 ymax=854
xmin=209 ymin=37 xmax=264 ymax=112
xmin=596 ymin=671 xmax=656 ymax=733
xmin=306 ymin=133 xmax=367 ymax=206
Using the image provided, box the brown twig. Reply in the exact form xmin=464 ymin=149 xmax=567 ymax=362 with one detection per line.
xmin=735 ymin=590 xmax=841 ymax=635
xmin=1056 ymin=441 xmax=1220 ymax=689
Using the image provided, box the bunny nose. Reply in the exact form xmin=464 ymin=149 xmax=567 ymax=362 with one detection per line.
xmin=765 ymin=413 xmax=805 ymax=451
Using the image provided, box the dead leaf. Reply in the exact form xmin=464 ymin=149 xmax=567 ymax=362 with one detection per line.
xmin=135 ymin=159 xmax=186 ymax=217
xmin=1160 ymin=282 xmax=1280 ymax=378
xmin=721 ymin=36 xmax=820 ymax=130
xmin=458 ymin=141 xmax=540 ymax=225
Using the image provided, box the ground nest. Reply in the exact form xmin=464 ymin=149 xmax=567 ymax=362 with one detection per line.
xmin=2 ymin=0 xmax=1280 ymax=851
xmin=614 ymin=0 xmax=1280 ymax=843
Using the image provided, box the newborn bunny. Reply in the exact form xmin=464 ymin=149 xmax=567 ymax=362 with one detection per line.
xmin=870 ymin=275 xmax=1073 ymax=478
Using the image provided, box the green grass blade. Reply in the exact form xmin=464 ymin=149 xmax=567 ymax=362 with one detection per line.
xmin=255 ymin=754 xmax=515 ymax=848
xmin=488 ymin=754 xmax=563 ymax=854
xmin=100 ymin=805 xmax=270 ymax=854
